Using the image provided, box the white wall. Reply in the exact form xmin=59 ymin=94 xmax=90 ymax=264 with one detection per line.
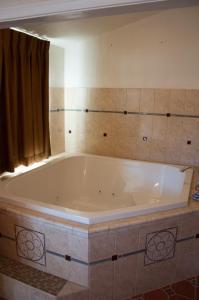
xmin=64 ymin=6 xmax=199 ymax=89
xmin=49 ymin=45 xmax=65 ymax=88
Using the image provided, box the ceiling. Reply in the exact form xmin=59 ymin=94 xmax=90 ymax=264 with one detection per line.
xmin=23 ymin=10 xmax=157 ymax=41
xmin=15 ymin=0 xmax=198 ymax=45
xmin=0 ymin=0 xmax=74 ymax=8
xmin=1 ymin=0 xmax=199 ymax=27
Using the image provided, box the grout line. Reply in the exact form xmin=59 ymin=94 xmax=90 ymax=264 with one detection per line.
xmin=46 ymin=250 xmax=65 ymax=258
xmin=176 ymin=235 xmax=195 ymax=243
xmin=0 ymin=234 xmax=16 ymax=241
xmin=118 ymin=249 xmax=145 ymax=258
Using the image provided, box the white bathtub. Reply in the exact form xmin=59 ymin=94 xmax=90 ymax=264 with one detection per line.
xmin=0 ymin=154 xmax=193 ymax=224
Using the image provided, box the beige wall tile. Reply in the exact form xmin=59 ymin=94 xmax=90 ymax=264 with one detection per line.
xmin=113 ymin=256 xmax=137 ymax=300
xmin=152 ymin=116 xmax=168 ymax=141
xmin=185 ymin=90 xmax=199 ymax=115
xmin=180 ymin=143 xmax=199 ymax=165
xmin=165 ymin=136 xmax=183 ymax=165
xmin=133 ymin=137 xmax=151 ymax=161
xmin=87 ymin=88 xmax=126 ymax=111
xmin=89 ymin=231 xmax=115 ymax=262
xmin=0 ymin=212 xmax=16 ymax=238
xmin=64 ymin=88 xmax=199 ymax=166
xmin=149 ymin=140 xmax=167 ymax=163
xmin=179 ymin=211 xmax=199 ymax=238
xmin=115 ymin=225 xmax=139 ymax=255
xmin=135 ymin=252 xmax=176 ymax=295
xmin=137 ymin=115 xmax=153 ymax=137
xmin=126 ymin=88 xmax=140 ymax=112
xmin=175 ymin=239 xmax=199 ymax=282
xmin=70 ymin=233 xmax=89 ymax=262
xmin=140 ymin=89 xmax=155 ymax=113
xmin=50 ymin=111 xmax=65 ymax=155
xmin=66 ymin=88 xmax=88 ymax=110
xmin=49 ymin=88 xmax=64 ymax=110
xmin=89 ymin=261 xmax=114 ymax=300
xmin=112 ymin=136 xmax=138 ymax=160
xmin=169 ymin=89 xmax=186 ymax=114
xmin=182 ymin=118 xmax=199 ymax=140
xmin=154 ymin=89 xmax=170 ymax=114
xmin=69 ymin=261 xmax=89 ymax=287
xmin=0 ymin=239 xmax=17 ymax=259
xmin=167 ymin=118 xmax=184 ymax=138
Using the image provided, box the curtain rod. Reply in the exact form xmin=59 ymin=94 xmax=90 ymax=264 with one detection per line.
xmin=10 ymin=27 xmax=50 ymax=42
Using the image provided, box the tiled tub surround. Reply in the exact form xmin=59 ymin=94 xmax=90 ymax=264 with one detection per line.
xmin=0 ymin=168 xmax=199 ymax=299
xmin=0 ymin=154 xmax=193 ymax=224
xmin=65 ymin=88 xmax=199 ymax=166
xmin=49 ymin=87 xmax=65 ymax=155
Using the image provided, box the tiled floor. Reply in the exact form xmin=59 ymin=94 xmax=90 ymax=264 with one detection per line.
xmin=131 ymin=277 xmax=199 ymax=300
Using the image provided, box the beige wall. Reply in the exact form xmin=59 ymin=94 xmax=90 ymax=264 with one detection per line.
xmin=64 ymin=6 xmax=199 ymax=89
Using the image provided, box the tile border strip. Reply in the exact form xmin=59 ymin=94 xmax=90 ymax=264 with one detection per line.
xmin=50 ymin=108 xmax=199 ymax=119
xmin=0 ymin=231 xmax=197 ymax=266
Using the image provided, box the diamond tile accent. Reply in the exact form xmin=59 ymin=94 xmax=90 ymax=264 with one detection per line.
xmin=144 ymin=227 xmax=177 ymax=265
xmin=15 ymin=225 xmax=46 ymax=266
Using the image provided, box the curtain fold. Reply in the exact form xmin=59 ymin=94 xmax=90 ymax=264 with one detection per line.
xmin=0 ymin=29 xmax=51 ymax=174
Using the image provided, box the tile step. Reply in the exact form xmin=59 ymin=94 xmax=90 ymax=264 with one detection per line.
xmin=0 ymin=256 xmax=88 ymax=300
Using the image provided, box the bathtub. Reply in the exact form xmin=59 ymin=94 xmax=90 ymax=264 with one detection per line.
xmin=0 ymin=154 xmax=193 ymax=224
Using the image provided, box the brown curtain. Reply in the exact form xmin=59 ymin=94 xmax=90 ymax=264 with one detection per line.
xmin=0 ymin=29 xmax=51 ymax=174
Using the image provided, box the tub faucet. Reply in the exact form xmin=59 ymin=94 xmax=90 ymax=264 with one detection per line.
xmin=180 ymin=166 xmax=192 ymax=172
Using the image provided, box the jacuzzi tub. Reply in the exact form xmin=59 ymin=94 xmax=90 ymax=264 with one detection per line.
xmin=0 ymin=154 xmax=193 ymax=224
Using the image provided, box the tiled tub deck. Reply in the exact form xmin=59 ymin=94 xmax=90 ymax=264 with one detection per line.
xmin=0 ymin=168 xmax=199 ymax=300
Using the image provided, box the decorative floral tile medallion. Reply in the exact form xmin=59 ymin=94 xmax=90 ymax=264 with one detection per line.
xmin=15 ymin=225 xmax=46 ymax=266
xmin=144 ymin=227 xmax=177 ymax=265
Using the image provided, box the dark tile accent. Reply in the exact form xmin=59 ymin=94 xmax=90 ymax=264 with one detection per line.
xmin=85 ymin=108 xmax=88 ymax=112
xmin=112 ymin=255 xmax=118 ymax=261
xmin=144 ymin=227 xmax=177 ymax=265
xmin=68 ymin=130 xmax=72 ymax=134
xmin=166 ymin=113 xmax=171 ymax=117
xmin=65 ymin=255 xmax=71 ymax=261
xmin=0 ymin=256 xmax=66 ymax=295
xmin=124 ymin=110 xmax=128 ymax=115
xmin=103 ymin=133 xmax=107 ymax=137
xmin=187 ymin=140 xmax=192 ymax=145
xmin=196 ymin=234 xmax=199 ymax=238
xmin=15 ymin=225 xmax=46 ymax=266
